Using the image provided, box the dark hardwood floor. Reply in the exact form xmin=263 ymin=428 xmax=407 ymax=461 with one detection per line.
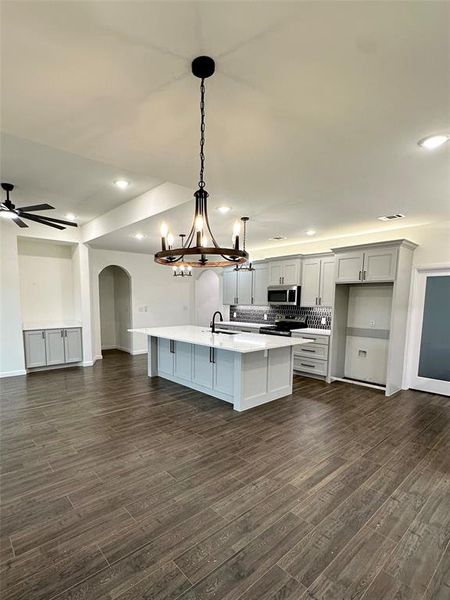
xmin=1 ymin=350 xmax=449 ymax=600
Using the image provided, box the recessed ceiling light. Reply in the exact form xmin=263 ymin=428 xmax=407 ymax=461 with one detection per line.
xmin=65 ymin=213 xmax=76 ymax=221
xmin=135 ymin=233 xmax=145 ymax=240
xmin=217 ymin=206 xmax=231 ymax=214
xmin=269 ymin=236 xmax=287 ymax=241
xmin=306 ymin=230 xmax=316 ymax=236
xmin=418 ymin=134 xmax=449 ymax=150
xmin=377 ymin=214 xmax=405 ymax=222
xmin=114 ymin=179 xmax=129 ymax=189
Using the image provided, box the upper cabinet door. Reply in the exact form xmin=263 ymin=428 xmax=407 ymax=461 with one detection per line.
xmin=301 ymin=258 xmax=321 ymax=306
xmin=252 ymin=264 xmax=268 ymax=305
xmin=335 ymin=251 xmax=364 ymax=283
xmin=283 ymin=259 xmax=301 ymax=285
xmin=268 ymin=262 xmax=283 ymax=285
xmin=237 ymin=270 xmax=253 ymax=305
xmin=223 ymin=269 xmax=238 ymax=305
xmin=64 ymin=328 xmax=83 ymax=363
xmin=24 ymin=330 xmax=47 ymax=368
xmin=319 ymin=257 xmax=336 ymax=306
xmin=45 ymin=329 xmax=66 ymax=365
xmin=363 ymin=247 xmax=398 ymax=282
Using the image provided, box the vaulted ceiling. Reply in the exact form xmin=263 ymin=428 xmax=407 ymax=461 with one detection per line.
xmin=1 ymin=1 xmax=448 ymax=252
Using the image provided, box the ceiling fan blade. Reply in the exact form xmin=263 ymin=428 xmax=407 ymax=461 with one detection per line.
xmin=19 ymin=213 xmax=66 ymax=230
xmin=17 ymin=203 xmax=55 ymax=212
xmin=18 ymin=213 xmax=78 ymax=227
xmin=12 ymin=216 xmax=29 ymax=228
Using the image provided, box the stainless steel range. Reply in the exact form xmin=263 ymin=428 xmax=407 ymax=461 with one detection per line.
xmin=259 ymin=316 xmax=308 ymax=337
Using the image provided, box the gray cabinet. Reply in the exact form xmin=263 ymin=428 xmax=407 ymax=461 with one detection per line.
xmin=223 ymin=269 xmax=238 ymax=305
xmin=45 ymin=329 xmax=66 ymax=365
xmin=64 ymin=328 xmax=83 ymax=363
xmin=252 ymin=263 xmax=268 ymax=305
xmin=192 ymin=345 xmax=213 ymax=388
xmin=158 ymin=338 xmax=174 ymax=376
xmin=24 ymin=330 xmax=47 ymax=368
xmin=268 ymin=258 xmax=301 ymax=286
xmin=173 ymin=341 xmax=192 ymax=381
xmin=213 ymin=349 xmax=235 ymax=396
xmin=223 ymin=262 xmax=269 ymax=306
xmin=24 ymin=327 xmax=83 ymax=369
xmin=301 ymin=255 xmax=335 ymax=306
xmin=334 ymin=246 xmax=398 ymax=284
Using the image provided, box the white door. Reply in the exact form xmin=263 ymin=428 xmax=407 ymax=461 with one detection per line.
xmin=237 ymin=270 xmax=253 ymax=305
xmin=223 ymin=270 xmax=237 ymax=305
xmin=64 ymin=328 xmax=83 ymax=363
xmin=252 ymin=264 xmax=268 ymax=305
xmin=301 ymin=258 xmax=320 ymax=306
xmin=363 ymin=247 xmax=397 ymax=282
xmin=268 ymin=262 xmax=283 ymax=286
xmin=24 ymin=330 xmax=47 ymax=368
xmin=319 ymin=257 xmax=335 ymax=306
xmin=45 ymin=329 xmax=66 ymax=365
xmin=335 ymin=251 xmax=364 ymax=283
xmin=282 ymin=259 xmax=301 ymax=285
xmin=408 ymin=269 xmax=450 ymax=395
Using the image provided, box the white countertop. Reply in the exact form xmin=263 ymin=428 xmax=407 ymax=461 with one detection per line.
xmin=221 ymin=322 xmax=331 ymax=336
xmin=130 ymin=325 xmax=312 ymax=354
xmin=23 ymin=320 xmax=82 ymax=331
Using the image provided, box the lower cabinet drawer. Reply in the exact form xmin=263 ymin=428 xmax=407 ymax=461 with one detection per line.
xmin=294 ymin=343 xmax=328 ymax=360
xmin=294 ymin=357 xmax=328 ymax=376
xmin=294 ymin=333 xmax=329 ymax=345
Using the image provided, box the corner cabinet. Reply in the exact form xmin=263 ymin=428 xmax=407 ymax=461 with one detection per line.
xmin=334 ymin=245 xmax=398 ymax=284
xmin=24 ymin=327 xmax=83 ymax=369
xmin=301 ymin=254 xmax=335 ymax=307
xmin=268 ymin=258 xmax=301 ymax=286
xmin=222 ymin=262 xmax=268 ymax=305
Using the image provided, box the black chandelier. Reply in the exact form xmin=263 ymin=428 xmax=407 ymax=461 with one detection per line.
xmin=154 ymin=56 xmax=249 ymax=269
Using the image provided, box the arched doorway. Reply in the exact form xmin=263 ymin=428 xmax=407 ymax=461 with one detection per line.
xmin=98 ymin=265 xmax=132 ymax=354
xmin=195 ymin=270 xmax=221 ymax=326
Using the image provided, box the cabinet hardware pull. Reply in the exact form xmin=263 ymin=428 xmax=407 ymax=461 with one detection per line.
xmin=301 ymin=363 xmax=315 ymax=368
xmin=60 ymin=330 xmax=64 ymax=338
xmin=212 ymin=348 xmax=215 ymax=364
xmin=42 ymin=331 xmax=45 ymax=339
xmin=318 ymin=297 xmax=321 ymax=305
xmin=363 ymin=270 xmax=366 ymax=281
xmin=65 ymin=329 xmax=67 ymax=337
xmin=209 ymin=347 xmax=213 ymax=363
xmin=302 ymin=349 xmax=316 ymax=353
xmin=209 ymin=347 xmax=215 ymax=363
xmin=358 ymin=270 xmax=362 ymax=281
xmin=170 ymin=340 xmax=175 ymax=353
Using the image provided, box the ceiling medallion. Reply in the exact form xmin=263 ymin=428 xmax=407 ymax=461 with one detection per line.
xmin=154 ymin=56 xmax=249 ymax=269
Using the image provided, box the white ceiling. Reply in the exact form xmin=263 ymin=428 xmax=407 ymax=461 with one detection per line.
xmin=1 ymin=1 xmax=449 ymax=252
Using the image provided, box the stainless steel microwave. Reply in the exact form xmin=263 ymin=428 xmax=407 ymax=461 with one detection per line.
xmin=267 ymin=285 xmax=301 ymax=306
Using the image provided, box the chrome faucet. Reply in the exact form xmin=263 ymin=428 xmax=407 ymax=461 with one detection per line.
xmin=210 ymin=311 xmax=223 ymax=334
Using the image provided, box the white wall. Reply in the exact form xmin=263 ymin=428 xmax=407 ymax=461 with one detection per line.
xmin=91 ymin=248 xmax=195 ymax=358
xmin=251 ymin=222 xmax=450 ymax=268
xmin=0 ymin=223 xmax=26 ymax=377
xmin=17 ymin=239 xmax=76 ymax=324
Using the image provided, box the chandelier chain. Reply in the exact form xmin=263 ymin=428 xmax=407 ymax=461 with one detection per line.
xmin=199 ymin=78 xmax=206 ymax=188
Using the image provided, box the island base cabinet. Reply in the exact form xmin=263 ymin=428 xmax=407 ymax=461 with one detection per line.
xmin=148 ymin=337 xmax=294 ymax=411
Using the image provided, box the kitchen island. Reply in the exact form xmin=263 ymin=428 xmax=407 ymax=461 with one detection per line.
xmin=130 ymin=325 xmax=312 ymax=411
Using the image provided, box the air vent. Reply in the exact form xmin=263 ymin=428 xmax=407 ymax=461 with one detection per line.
xmin=377 ymin=214 xmax=405 ymax=222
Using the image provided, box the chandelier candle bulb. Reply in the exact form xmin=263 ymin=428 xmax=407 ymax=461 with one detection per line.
xmin=167 ymin=233 xmax=174 ymax=249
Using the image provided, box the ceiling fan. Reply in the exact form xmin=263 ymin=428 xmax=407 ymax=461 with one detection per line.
xmin=0 ymin=183 xmax=78 ymax=230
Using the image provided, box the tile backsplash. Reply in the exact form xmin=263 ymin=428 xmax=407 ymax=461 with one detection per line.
xmin=229 ymin=305 xmax=332 ymax=329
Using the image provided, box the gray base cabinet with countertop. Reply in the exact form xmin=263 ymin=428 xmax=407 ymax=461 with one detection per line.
xmin=24 ymin=327 xmax=83 ymax=369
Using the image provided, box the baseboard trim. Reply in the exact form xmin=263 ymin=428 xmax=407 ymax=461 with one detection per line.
xmin=131 ymin=349 xmax=147 ymax=356
xmin=0 ymin=369 xmax=27 ymax=378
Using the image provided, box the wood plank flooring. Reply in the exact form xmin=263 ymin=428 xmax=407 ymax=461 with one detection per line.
xmin=1 ymin=349 xmax=449 ymax=600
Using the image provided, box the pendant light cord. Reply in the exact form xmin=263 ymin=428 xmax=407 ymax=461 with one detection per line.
xmin=199 ymin=78 xmax=206 ymax=188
